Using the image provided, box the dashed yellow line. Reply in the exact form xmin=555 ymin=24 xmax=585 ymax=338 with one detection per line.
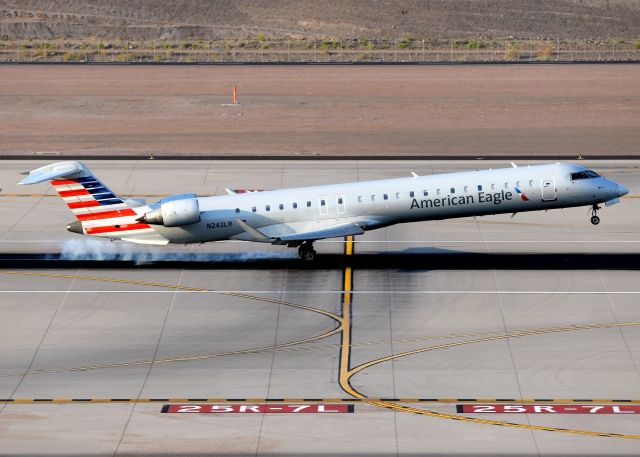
xmin=4 ymin=398 xmax=640 ymax=405
xmin=3 ymin=257 xmax=640 ymax=439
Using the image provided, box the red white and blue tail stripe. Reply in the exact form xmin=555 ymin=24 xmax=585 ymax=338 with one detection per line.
xmin=20 ymin=161 xmax=167 ymax=244
xmin=50 ymin=175 xmax=151 ymax=235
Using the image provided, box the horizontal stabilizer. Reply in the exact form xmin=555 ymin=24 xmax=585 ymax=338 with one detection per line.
xmin=276 ymin=222 xmax=364 ymax=242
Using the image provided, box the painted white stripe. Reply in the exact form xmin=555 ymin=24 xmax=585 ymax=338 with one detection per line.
xmin=71 ymin=207 xmax=101 ymax=214
xmin=62 ymin=194 xmax=94 ymax=202
xmin=81 ymin=217 xmax=139 ymax=227
xmin=319 ymin=240 xmax=640 ymax=244
xmin=3 ymin=239 xmax=640 ymax=244
xmin=54 ymin=183 xmax=85 ymax=191
xmin=71 ymin=203 xmax=128 ymax=214
xmin=0 ymin=290 xmax=639 ymax=294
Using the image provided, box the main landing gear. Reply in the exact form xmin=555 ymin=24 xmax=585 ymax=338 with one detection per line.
xmin=298 ymin=241 xmax=317 ymax=261
xmin=590 ymin=204 xmax=601 ymax=225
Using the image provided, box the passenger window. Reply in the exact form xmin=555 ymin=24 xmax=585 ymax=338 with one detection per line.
xmin=423 ymin=190 xmax=428 ymax=196
xmin=320 ymin=199 xmax=326 ymax=206
xmin=516 ymin=181 xmax=521 ymax=187
xmin=279 ymin=203 xmax=284 ymax=210
xmin=252 ymin=206 xmax=256 ymax=212
xmin=529 ymin=180 xmax=534 ymax=187
xmin=357 ymin=196 xmax=363 ymax=203
xmin=395 ymin=192 xmax=400 ymax=199
xmin=306 ymin=201 xmax=311 ymax=207
xmin=477 ymin=185 xmax=483 ymax=191
xmin=293 ymin=202 xmax=298 ymax=209
xmin=436 ymin=189 xmax=441 ymax=195
xmin=409 ymin=191 xmax=414 ymax=198
xmin=504 ymin=182 xmax=509 ymax=189
xmin=338 ymin=197 xmax=343 ymax=204
xmin=464 ymin=186 xmax=469 ymax=192
xmin=266 ymin=205 xmax=270 ymax=211
xmin=450 ymin=187 xmax=455 ymax=194
xmin=491 ymin=184 xmax=496 ymax=190
xmin=371 ymin=195 xmax=376 ymax=201
xmin=383 ymin=194 xmax=388 ymax=200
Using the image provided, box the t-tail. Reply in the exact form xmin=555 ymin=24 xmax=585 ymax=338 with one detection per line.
xmin=19 ymin=161 xmax=167 ymax=244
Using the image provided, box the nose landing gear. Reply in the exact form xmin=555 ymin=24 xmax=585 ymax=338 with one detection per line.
xmin=590 ymin=204 xmax=601 ymax=225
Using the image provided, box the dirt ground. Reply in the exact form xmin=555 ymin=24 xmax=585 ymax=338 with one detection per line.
xmin=0 ymin=64 xmax=638 ymax=158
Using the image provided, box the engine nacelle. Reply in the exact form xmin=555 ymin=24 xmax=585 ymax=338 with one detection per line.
xmin=138 ymin=198 xmax=201 ymax=227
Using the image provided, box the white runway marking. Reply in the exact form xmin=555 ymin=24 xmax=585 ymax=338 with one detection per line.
xmin=2 ymin=239 xmax=640 ymax=244
xmin=1 ymin=290 xmax=640 ymax=294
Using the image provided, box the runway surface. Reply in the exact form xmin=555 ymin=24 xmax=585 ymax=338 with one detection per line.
xmin=1 ymin=160 xmax=640 ymax=456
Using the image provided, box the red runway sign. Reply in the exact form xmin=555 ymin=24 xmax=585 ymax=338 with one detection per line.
xmin=162 ymin=404 xmax=353 ymax=414
xmin=458 ymin=404 xmax=640 ymax=414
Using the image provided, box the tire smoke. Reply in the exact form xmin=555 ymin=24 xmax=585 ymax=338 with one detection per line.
xmin=58 ymin=239 xmax=296 ymax=264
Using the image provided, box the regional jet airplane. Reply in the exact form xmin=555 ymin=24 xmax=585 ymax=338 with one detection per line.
xmin=19 ymin=161 xmax=629 ymax=260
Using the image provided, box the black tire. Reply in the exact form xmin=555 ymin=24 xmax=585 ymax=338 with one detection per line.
xmin=590 ymin=215 xmax=600 ymax=225
xmin=301 ymin=250 xmax=316 ymax=261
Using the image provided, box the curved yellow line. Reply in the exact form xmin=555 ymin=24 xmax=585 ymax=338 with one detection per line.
xmin=0 ymin=270 xmax=343 ymax=377
xmin=343 ymin=321 xmax=640 ymax=440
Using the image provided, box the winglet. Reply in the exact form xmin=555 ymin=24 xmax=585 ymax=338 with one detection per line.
xmin=19 ymin=161 xmax=91 ymax=185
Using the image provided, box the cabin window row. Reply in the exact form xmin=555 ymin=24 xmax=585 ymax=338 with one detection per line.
xmin=234 ymin=179 xmax=537 ymax=213
xmin=240 ymin=200 xmax=315 ymax=213
xmin=355 ymin=180 xmax=535 ymax=203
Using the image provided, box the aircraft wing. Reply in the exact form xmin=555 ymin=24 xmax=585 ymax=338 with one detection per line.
xmin=275 ymin=222 xmax=364 ymax=242
xmin=234 ymin=219 xmax=364 ymax=244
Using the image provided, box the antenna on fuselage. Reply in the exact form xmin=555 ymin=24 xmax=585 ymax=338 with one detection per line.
xmin=410 ymin=172 xmax=419 ymax=178
xmin=511 ymin=162 xmax=518 ymax=168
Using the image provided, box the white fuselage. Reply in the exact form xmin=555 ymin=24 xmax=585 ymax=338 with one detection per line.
xmin=130 ymin=163 xmax=625 ymax=245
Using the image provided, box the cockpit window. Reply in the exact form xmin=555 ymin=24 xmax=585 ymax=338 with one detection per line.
xmin=571 ymin=170 xmax=600 ymax=180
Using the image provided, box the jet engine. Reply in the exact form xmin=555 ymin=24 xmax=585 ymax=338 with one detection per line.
xmin=137 ymin=196 xmax=200 ymax=227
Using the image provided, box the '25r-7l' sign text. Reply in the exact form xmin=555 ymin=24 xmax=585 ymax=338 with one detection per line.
xmin=162 ymin=404 xmax=354 ymax=414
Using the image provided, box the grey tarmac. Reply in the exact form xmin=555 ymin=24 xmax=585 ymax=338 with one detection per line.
xmin=1 ymin=160 xmax=640 ymax=456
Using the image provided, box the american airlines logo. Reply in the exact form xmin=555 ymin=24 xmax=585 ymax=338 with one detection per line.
xmin=410 ymin=189 xmax=517 ymax=210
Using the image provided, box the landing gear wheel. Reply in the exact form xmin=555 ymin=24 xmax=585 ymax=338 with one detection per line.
xmin=300 ymin=249 xmax=316 ymax=261
xmin=298 ymin=242 xmax=317 ymax=261
xmin=590 ymin=204 xmax=601 ymax=225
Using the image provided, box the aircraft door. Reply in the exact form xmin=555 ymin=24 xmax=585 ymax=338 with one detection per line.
xmin=541 ymin=178 xmax=557 ymax=201
xmin=318 ymin=195 xmax=328 ymax=216
xmin=336 ymin=193 xmax=346 ymax=216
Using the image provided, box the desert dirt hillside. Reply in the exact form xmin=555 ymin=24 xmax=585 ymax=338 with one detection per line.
xmin=2 ymin=0 xmax=640 ymax=40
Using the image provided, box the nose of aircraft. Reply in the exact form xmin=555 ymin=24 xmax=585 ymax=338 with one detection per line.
xmin=617 ymin=183 xmax=630 ymax=197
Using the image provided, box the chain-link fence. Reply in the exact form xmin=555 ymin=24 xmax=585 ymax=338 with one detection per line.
xmin=2 ymin=38 xmax=639 ymax=63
